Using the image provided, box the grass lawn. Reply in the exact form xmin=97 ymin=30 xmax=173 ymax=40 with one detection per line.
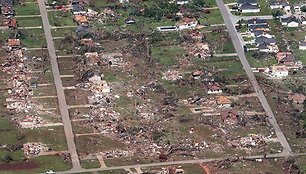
xmin=14 ymin=3 xmax=40 ymax=15
xmin=151 ymin=45 xmax=186 ymax=67
xmin=0 ymin=155 xmax=72 ymax=174
xmin=199 ymin=9 xmax=224 ymax=25
xmin=76 ymin=135 xmax=125 ymax=155
xmin=80 ymin=159 xmax=101 ymax=169
xmin=17 ymin=17 xmax=42 ymax=27
xmin=51 ymin=28 xmax=76 ymax=37
xmin=205 ymin=31 xmax=236 ymax=53
xmin=48 ymin=11 xmax=75 ymax=26
xmin=207 ymin=59 xmax=245 ymax=78
xmin=245 ymin=52 xmax=276 ymax=68
xmin=292 ymin=49 xmax=306 ymax=65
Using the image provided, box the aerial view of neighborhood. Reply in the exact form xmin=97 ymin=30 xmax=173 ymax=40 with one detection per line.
xmin=0 ymin=0 xmax=306 ymax=173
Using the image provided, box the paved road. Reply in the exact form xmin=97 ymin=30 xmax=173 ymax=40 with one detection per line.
xmin=37 ymin=0 xmax=81 ymax=170
xmin=54 ymin=152 xmax=306 ymax=174
xmin=216 ymin=0 xmax=292 ymax=154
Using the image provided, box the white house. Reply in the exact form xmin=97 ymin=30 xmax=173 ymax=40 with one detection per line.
xmin=157 ymin=26 xmax=178 ymax=32
xmin=270 ymin=65 xmax=289 ymax=78
xmin=280 ymin=17 xmax=299 ymax=27
xmin=258 ymin=43 xmax=279 ymax=53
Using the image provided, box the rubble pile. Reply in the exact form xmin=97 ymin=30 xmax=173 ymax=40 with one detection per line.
xmin=162 ymin=70 xmax=182 ymax=81
xmin=12 ymin=115 xmax=49 ymax=128
xmin=23 ymin=142 xmax=49 ymax=157
xmin=229 ymin=134 xmax=273 ymax=149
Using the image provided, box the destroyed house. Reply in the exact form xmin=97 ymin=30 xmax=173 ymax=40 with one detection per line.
xmin=177 ymin=17 xmax=198 ymax=30
xmin=220 ymin=110 xmax=239 ymax=125
xmin=288 ymin=93 xmax=305 ymax=104
xmin=204 ymin=82 xmax=222 ymax=94
xmin=68 ymin=0 xmax=88 ymax=5
xmin=80 ymin=38 xmax=94 ymax=46
xmin=188 ymin=30 xmax=204 ymax=40
xmin=0 ymin=0 xmax=13 ymax=7
xmin=216 ymin=96 xmax=232 ymax=107
xmin=276 ymin=52 xmax=295 ymax=65
xmin=7 ymin=38 xmax=21 ymax=50
xmin=84 ymin=52 xmax=99 ymax=65
xmin=74 ymin=15 xmax=88 ymax=26
xmin=2 ymin=18 xmax=17 ymax=28
xmin=1 ymin=6 xmax=15 ymax=16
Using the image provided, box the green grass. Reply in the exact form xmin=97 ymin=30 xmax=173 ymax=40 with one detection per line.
xmin=205 ymin=31 xmax=235 ymax=53
xmin=293 ymin=49 xmax=306 ymax=65
xmin=151 ymin=45 xmax=186 ymax=67
xmin=15 ymin=4 xmax=40 ymax=15
xmin=48 ymin=11 xmax=75 ymax=26
xmin=245 ymin=52 xmax=276 ymax=68
xmin=76 ymin=135 xmax=125 ymax=155
xmin=81 ymin=159 xmax=101 ymax=169
xmin=199 ymin=9 xmax=224 ymax=25
xmin=17 ymin=17 xmax=42 ymax=27
xmin=51 ymin=28 xmax=76 ymax=37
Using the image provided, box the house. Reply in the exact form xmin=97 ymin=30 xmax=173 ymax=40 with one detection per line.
xmin=74 ymin=15 xmax=88 ymax=26
xmin=238 ymin=0 xmax=258 ymax=7
xmin=255 ymin=35 xmax=276 ymax=45
xmin=269 ymin=0 xmax=289 ymax=9
xmin=288 ymin=93 xmax=306 ymax=104
xmin=247 ymin=18 xmax=267 ymax=26
xmin=248 ymin=24 xmax=270 ymax=32
xmin=205 ymin=82 xmax=222 ymax=94
xmin=72 ymin=4 xmax=85 ymax=14
xmin=240 ymin=3 xmax=260 ymax=13
xmin=177 ymin=17 xmax=198 ymax=30
xmin=124 ymin=18 xmax=135 ymax=24
xmin=301 ymin=17 xmax=306 ymax=25
xmin=192 ymin=70 xmax=203 ymax=80
xmin=220 ymin=110 xmax=239 ymax=125
xmin=68 ymin=0 xmax=89 ymax=5
xmin=216 ymin=96 xmax=232 ymax=107
xmin=270 ymin=65 xmax=289 ymax=78
xmin=276 ymin=52 xmax=296 ymax=65
xmin=258 ymin=43 xmax=279 ymax=53
xmin=7 ymin=38 xmax=21 ymax=50
xmin=280 ymin=17 xmax=299 ymax=27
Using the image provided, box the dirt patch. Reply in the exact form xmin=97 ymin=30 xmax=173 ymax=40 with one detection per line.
xmin=0 ymin=161 xmax=39 ymax=171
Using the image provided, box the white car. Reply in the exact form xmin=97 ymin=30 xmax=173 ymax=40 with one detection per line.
xmin=46 ymin=170 xmax=56 ymax=174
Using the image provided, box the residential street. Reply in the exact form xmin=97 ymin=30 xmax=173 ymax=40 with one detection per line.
xmin=54 ymin=152 xmax=306 ymax=174
xmin=37 ymin=0 xmax=81 ymax=170
xmin=215 ymin=0 xmax=292 ymax=154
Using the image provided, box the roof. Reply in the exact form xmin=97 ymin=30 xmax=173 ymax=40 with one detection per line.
xmin=276 ymin=52 xmax=295 ymax=62
xmin=258 ymin=42 xmax=269 ymax=49
xmin=255 ymin=36 xmax=276 ymax=44
xmin=74 ymin=15 xmax=88 ymax=23
xmin=72 ymin=4 xmax=84 ymax=12
xmin=0 ymin=0 xmax=13 ymax=7
xmin=271 ymin=65 xmax=288 ymax=72
xmin=249 ymin=24 xmax=269 ymax=31
xmin=238 ymin=0 xmax=257 ymax=4
xmin=80 ymin=38 xmax=94 ymax=46
xmin=247 ymin=18 xmax=267 ymax=25
xmin=8 ymin=39 xmax=20 ymax=46
xmin=300 ymin=41 xmax=306 ymax=46
xmin=205 ymin=82 xmax=222 ymax=91
xmin=216 ymin=96 xmax=232 ymax=105
xmin=269 ymin=0 xmax=289 ymax=6
xmin=280 ymin=17 xmax=299 ymax=23
xmin=220 ymin=110 xmax=238 ymax=122
xmin=240 ymin=3 xmax=260 ymax=9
